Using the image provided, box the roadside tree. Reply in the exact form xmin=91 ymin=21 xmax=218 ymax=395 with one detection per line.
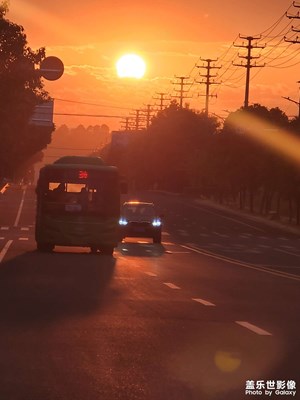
xmin=0 ymin=3 xmax=53 ymax=180
xmin=146 ymin=101 xmax=219 ymax=191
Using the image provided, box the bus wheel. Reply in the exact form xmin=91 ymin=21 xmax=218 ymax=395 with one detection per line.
xmin=37 ymin=242 xmax=54 ymax=252
xmin=101 ymin=246 xmax=114 ymax=256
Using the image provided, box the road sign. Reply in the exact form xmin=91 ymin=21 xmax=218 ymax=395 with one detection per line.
xmin=29 ymin=100 xmax=54 ymax=126
xmin=40 ymin=56 xmax=64 ymax=81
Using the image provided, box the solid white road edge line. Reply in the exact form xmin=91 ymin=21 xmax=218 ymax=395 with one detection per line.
xmin=0 ymin=240 xmax=13 ymax=263
xmin=181 ymin=244 xmax=300 ymax=282
xmin=14 ymin=188 xmax=27 ymax=227
xmin=235 ymin=321 xmax=272 ymax=336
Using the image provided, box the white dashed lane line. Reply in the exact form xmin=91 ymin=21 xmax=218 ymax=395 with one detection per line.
xmin=163 ymin=282 xmax=181 ymax=290
xmin=275 ymin=248 xmax=300 ymax=258
xmin=19 ymin=238 xmax=29 ymax=241
xmin=245 ymin=249 xmax=262 ymax=254
xmin=212 ymin=232 xmax=229 ymax=238
xmin=144 ymin=272 xmax=157 ymax=277
xmin=1 ymin=227 xmax=9 ymax=230
xmin=177 ymin=230 xmax=189 ymax=237
xmin=192 ymin=298 xmax=216 ymax=306
xmin=142 ymin=268 xmax=274 ymax=336
xmin=236 ymin=321 xmax=272 ymax=336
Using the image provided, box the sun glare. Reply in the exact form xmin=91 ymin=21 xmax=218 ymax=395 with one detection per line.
xmin=116 ymin=54 xmax=146 ymax=79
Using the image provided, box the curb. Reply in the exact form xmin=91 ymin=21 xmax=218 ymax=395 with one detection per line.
xmin=151 ymin=190 xmax=300 ymax=236
xmin=193 ymin=198 xmax=300 ymax=236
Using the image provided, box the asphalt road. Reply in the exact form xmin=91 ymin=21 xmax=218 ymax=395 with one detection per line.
xmin=0 ymin=185 xmax=299 ymax=400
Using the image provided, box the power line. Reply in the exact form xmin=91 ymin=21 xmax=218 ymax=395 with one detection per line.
xmin=207 ymin=4 xmax=298 ymax=108
xmin=54 ymin=98 xmax=131 ymax=110
xmin=46 ymin=146 xmax=98 ymax=150
xmin=54 ymin=112 xmax=125 ymax=118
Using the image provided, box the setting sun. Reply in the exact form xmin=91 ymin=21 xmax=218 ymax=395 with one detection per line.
xmin=116 ymin=54 xmax=146 ymax=79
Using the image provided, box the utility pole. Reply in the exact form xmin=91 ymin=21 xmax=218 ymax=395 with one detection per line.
xmin=172 ymin=76 xmax=192 ymax=108
xmin=282 ymin=95 xmax=300 ymax=118
xmin=120 ymin=116 xmax=135 ymax=131
xmin=141 ymin=104 xmax=154 ymax=129
xmin=121 ymin=117 xmax=131 ymax=131
xmin=233 ymin=35 xmax=265 ymax=108
xmin=153 ymin=92 xmax=169 ymax=111
xmin=196 ymin=58 xmax=221 ymax=116
xmin=129 ymin=109 xmax=144 ymax=131
xmin=282 ymin=81 xmax=300 ymax=118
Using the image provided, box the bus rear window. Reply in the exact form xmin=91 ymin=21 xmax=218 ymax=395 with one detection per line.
xmin=49 ymin=182 xmax=86 ymax=193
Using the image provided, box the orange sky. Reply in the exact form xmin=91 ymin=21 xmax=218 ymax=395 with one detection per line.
xmin=8 ymin=0 xmax=300 ymax=131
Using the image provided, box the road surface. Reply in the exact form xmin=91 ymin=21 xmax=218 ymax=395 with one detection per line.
xmin=0 ymin=185 xmax=299 ymax=399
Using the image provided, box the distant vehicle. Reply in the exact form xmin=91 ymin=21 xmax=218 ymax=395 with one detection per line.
xmin=119 ymin=201 xmax=162 ymax=243
xmin=35 ymin=156 xmax=123 ymax=255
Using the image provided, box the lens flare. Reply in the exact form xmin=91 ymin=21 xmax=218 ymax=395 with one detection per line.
xmin=228 ymin=111 xmax=300 ymax=166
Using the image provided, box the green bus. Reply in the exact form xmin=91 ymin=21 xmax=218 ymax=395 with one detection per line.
xmin=35 ymin=156 xmax=122 ymax=255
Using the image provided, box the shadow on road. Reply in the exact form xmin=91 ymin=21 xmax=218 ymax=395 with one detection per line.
xmin=117 ymin=242 xmax=165 ymax=257
xmin=0 ymin=251 xmax=116 ymax=325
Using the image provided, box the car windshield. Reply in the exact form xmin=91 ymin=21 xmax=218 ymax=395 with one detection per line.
xmin=123 ymin=204 xmax=155 ymax=219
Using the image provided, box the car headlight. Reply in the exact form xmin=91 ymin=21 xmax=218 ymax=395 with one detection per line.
xmin=119 ymin=218 xmax=128 ymax=225
xmin=152 ymin=219 xmax=162 ymax=227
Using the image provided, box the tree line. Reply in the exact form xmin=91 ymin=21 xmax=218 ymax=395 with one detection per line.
xmin=102 ymin=101 xmax=300 ymax=225
xmin=0 ymin=2 xmax=54 ymax=183
xmin=42 ymin=124 xmax=110 ymax=163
